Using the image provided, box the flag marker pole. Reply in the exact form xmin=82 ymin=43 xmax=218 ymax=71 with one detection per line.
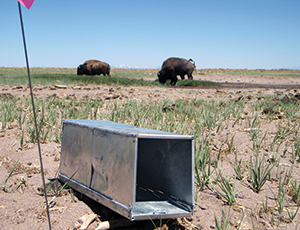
xmin=18 ymin=2 xmax=52 ymax=229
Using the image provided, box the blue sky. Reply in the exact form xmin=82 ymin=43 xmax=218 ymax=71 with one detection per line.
xmin=1 ymin=0 xmax=299 ymax=69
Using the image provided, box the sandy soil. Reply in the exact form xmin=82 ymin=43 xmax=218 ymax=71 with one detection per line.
xmin=1 ymin=73 xmax=300 ymax=230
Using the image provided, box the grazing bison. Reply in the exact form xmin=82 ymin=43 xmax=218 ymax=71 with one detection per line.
xmin=157 ymin=57 xmax=196 ymax=85
xmin=77 ymin=59 xmax=110 ymax=76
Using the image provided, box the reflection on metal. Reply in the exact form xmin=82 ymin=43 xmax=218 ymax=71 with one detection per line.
xmin=59 ymin=119 xmax=194 ymax=221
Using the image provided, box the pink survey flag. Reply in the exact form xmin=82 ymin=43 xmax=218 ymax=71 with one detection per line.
xmin=18 ymin=0 xmax=35 ymax=9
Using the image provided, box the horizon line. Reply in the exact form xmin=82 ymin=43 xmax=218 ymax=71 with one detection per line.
xmin=1 ymin=66 xmax=300 ymax=71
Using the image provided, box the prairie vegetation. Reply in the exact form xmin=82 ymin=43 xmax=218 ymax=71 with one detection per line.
xmin=1 ymin=67 xmax=300 ymax=229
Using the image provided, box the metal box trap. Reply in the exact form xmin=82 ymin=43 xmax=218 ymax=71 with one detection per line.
xmin=58 ymin=119 xmax=194 ymax=221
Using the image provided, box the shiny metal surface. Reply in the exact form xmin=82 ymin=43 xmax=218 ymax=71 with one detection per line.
xmin=59 ymin=119 xmax=194 ymax=221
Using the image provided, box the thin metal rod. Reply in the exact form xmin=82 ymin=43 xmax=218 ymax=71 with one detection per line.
xmin=18 ymin=2 xmax=52 ymax=230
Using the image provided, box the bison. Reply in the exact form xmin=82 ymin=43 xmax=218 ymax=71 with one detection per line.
xmin=157 ymin=57 xmax=196 ymax=85
xmin=77 ymin=59 xmax=110 ymax=76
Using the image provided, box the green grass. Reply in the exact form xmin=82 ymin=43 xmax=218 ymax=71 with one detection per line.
xmin=0 ymin=67 xmax=157 ymax=85
xmin=250 ymin=154 xmax=276 ymax=193
xmin=214 ymin=207 xmax=233 ymax=230
xmin=42 ymin=170 xmax=78 ymax=197
xmin=0 ymin=67 xmax=219 ymax=87
xmin=176 ymin=79 xmax=219 ymax=87
xmin=0 ymin=154 xmax=26 ymax=193
xmin=291 ymin=180 xmax=300 ymax=204
xmin=213 ymin=167 xmax=239 ymax=206
xmin=195 ymin=135 xmax=214 ymax=191
xmin=227 ymin=150 xmax=245 ymax=181
xmin=0 ymin=73 xmax=158 ymax=87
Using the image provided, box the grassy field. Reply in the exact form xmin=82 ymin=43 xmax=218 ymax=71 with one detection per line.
xmin=199 ymin=68 xmax=300 ymax=77
xmin=2 ymin=67 xmax=299 ymax=86
xmin=1 ymin=67 xmax=300 ymax=229
xmin=0 ymin=67 xmax=220 ymax=87
xmin=0 ymin=68 xmax=159 ymax=86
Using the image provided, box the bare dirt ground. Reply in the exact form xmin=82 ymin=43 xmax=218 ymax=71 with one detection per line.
xmin=1 ymin=73 xmax=300 ymax=230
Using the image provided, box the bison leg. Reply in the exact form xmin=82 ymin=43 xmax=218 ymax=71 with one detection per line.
xmin=170 ymin=74 xmax=178 ymax=86
xmin=187 ymin=73 xmax=193 ymax=80
xmin=107 ymin=66 xmax=111 ymax=76
xmin=179 ymin=74 xmax=185 ymax=80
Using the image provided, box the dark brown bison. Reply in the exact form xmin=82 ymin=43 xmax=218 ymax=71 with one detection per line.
xmin=157 ymin=57 xmax=196 ymax=85
xmin=77 ymin=59 xmax=110 ymax=76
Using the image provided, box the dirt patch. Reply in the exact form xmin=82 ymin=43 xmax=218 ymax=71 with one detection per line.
xmin=1 ymin=74 xmax=300 ymax=229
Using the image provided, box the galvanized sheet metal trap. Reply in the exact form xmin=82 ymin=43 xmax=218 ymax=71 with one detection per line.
xmin=59 ymin=119 xmax=195 ymax=221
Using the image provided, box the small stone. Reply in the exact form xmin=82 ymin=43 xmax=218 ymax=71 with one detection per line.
xmin=54 ymin=155 xmax=60 ymax=162
xmin=55 ymin=85 xmax=67 ymax=89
